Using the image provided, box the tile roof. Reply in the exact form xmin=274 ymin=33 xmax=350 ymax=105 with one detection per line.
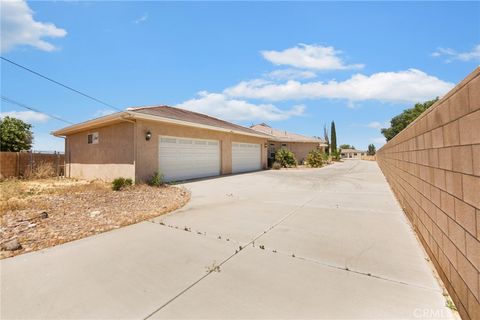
xmin=340 ymin=148 xmax=366 ymax=153
xmin=128 ymin=105 xmax=267 ymax=137
xmin=250 ymin=123 xmax=326 ymax=143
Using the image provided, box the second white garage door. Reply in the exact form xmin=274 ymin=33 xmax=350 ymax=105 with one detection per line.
xmin=232 ymin=142 xmax=261 ymax=174
xmin=159 ymin=136 xmax=220 ymax=181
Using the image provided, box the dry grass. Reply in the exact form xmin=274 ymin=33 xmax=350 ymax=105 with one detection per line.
xmin=1 ymin=178 xmax=190 ymax=259
xmin=0 ymin=178 xmax=107 ymax=213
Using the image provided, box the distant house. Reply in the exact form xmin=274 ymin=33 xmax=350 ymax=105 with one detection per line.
xmin=250 ymin=123 xmax=327 ymax=164
xmin=340 ymin=148 xmax=366 ymax=159
xmin=52 ymin=106 xmax=271 ymax=182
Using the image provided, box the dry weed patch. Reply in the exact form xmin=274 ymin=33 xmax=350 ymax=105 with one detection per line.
xmin=1 ymin=178 xmax=190 ymax=258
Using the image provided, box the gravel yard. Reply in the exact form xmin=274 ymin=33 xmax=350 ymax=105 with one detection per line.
xmin=0 ymin=179 xmax=190 ymax=259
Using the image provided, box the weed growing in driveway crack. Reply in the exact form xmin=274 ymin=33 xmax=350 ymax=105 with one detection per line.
xmin=239 ymin=246 xmax=243 ymax=251
xmin=184 ymin=227 xmax=191 ymax=232
xmin=273 ymin=249 xmax=277 ymax=253
xmin=259 ymin=245 xmax=265 ymax=250
xmin=218 ymin=235 xmax=221 ymax=240
xmin=445 ymin=299 xmax=457 ymax=311
xmin=205 ymin=262 xmax=221 ymax=273
xmin=292 ymin=253 xmax=295 ymax=257
xmin=197 ymin=231 xmax=202 ymax=235
xmin=159 ymin=221 xmax=165 ymax=225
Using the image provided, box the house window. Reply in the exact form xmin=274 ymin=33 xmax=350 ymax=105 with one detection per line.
xmin=281 ymin=143 xmax=287 ymax=147
xmin=87 ymin=132 xmax=99 ymax=144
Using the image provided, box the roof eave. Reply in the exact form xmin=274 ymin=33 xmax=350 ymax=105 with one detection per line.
xmin=267 ymin=137 xmax=326 ymax=144
xmin=130 ymin=112 xmax=271 ymax=139
xmin=51 ymin=112 xmax=129 ymax=136
xmin=52 ymin=110 xmax=271 ymax=139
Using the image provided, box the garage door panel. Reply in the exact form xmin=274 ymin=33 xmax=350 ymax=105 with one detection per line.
xmin=159 ymin=136 xmax=220 ymax=181
xmin=232 ymin=142 xmax=261 ymax=174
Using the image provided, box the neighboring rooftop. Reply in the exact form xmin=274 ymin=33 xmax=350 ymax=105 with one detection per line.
xmin=250 ymin=123 xmax=326 ymax=143
xmin=340 ymin=148 xmax=366 ymax=153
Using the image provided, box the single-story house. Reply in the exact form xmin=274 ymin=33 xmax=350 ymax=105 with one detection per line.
xmin=52 ymin=106 xmax=271 ymax=182
xmin=250 ymin=123 xmax=327 ymax=164
xmin=340 ymin=148 xmax=366 ymax=159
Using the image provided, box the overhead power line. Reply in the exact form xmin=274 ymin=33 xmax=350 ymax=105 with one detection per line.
xmin=1 ymin=95 xmax=74 ymax=124
xmin=1 ymin=56 xmax=122 ymax=111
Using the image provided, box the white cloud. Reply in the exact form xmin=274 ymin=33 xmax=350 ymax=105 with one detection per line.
xmin=261 ymin=44 xmax=364 ymax=71
xmin=432 ymin=44 xmax=480 ymax=62
xmin=266 ymin=68 xmax=317 ymax=80
xmin=133 ymin=13 xmax=148 ymax=24
xmin=0 ymin=110 xmax=49 ymax=123
xmin=224 ymin=69 xmax=454 ymax=103
xmin=1 ymin=0 xmax=67 ymax=53
xmin=366 ymin=121 xmax=389 ymax=129
xmin=177 ymin=91 xmax=305 ymax=121
xmin=370 ymin=136 xmax=386 ymax=146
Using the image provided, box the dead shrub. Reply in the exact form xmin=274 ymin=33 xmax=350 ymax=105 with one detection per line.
xmin=1 ymin=197 xmax=28 ymax=213
xmin=31 ymin=162 xmax=56 ymax=179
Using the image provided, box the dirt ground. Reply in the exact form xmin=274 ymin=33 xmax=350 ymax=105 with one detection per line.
xmin=0 ymin=178 xmax=190 ymax=259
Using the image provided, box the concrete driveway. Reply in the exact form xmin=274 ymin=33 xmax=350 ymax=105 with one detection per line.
xmin=1 ymin=161 xmax=454 ymax=319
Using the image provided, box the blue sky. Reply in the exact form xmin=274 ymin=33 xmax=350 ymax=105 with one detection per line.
xmin=1 ymin=1 xmax=479 ymax=152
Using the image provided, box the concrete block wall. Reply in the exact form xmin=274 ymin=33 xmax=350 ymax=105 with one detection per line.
xmin=0 ymin=151 xmax=65 ymax=178
xmin=377 ymin=68 xmax=480 ymax=320
xmin=0 ymin=152 xmax=18 ymax=178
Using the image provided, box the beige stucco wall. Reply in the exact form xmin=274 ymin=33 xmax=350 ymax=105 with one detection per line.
xmin=268 ymin=141 xmax=323 ymax=163
xmin=65 ymin=121 xmax=135 ymax=180
xmin=135 ymin=119 xmax=268 ymax=182
xmin=377 ymin=68 xmax=479 ymax=320
xmin=64 ymin=118 xmax=268 ymax=182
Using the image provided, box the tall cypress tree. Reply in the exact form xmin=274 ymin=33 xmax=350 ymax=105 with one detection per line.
xmin=330 ymin=121 xmax=337 ymax=154
xmin=323 ymin=124 xmax=330 ymax=155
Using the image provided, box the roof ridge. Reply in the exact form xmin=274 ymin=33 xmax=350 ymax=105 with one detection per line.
xmin=128 ymin=105 xmax=267 ymax=136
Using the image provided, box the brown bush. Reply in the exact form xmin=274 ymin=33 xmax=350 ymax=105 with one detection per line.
xmin=31 ymin=162 xmax=56 ymax=179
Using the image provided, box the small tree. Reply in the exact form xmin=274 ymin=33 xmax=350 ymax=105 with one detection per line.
xmin=275 ymin=148 xmax=297 ymax=168
xmin=305 ymin=149 xmax=324 ymax=168
xmin=323 ymin=124 xmax=330 ymax=155
xmin=381 ymin=98 xmax=438 ymax=141
xmin=330 ymin=121 xmax=337 ymax=154
xmin=367 ymin=144 xmax=376 ymax=155
xmin=0 ymin=116 xmax=33 ymax=151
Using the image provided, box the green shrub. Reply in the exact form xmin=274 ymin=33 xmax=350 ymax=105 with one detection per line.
xmin=149 ymin=171 xmax=163 ymax=186
xmin=272 ymin=161 xmax=282 ymax=170
xmin=112 ymin=177 xmax=132 ymax=191
xmin=275 ymin=148 xmax=297 ymax=168
xmin=305 ymin=149 xmax=324 ymax=168
xmin=331 ymin=150 xmax=341 ymax=161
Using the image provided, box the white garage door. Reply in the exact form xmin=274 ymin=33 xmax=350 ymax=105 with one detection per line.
xmin=232 ymin=142 xmax=261 ymax=174
xmin=159 ymin=136 xmax=220 ymax=181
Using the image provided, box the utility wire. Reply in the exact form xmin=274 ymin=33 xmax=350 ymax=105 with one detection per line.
xmin=1 ymin=95 xmax=74 ymax=124
xmin=1 ymin=56 xmax=122 ymax=111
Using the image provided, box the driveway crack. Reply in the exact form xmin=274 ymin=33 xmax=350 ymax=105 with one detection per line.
xmin=143 ymin=194 xmax=319 ymax=319
xmin=250 ymin=244 xmax=443 ymax=293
